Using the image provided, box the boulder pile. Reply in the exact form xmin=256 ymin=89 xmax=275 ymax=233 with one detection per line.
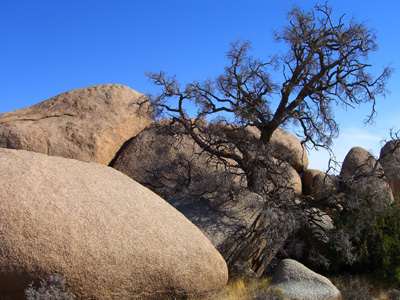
xmin=1 ymin=84 xmax=399 ymax=298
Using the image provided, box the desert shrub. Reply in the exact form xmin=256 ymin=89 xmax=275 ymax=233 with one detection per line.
xmin=330 ymin=200 xmax=400 ymax=284
xmin=192 ymin=276 xmax=274 ymax=300
xmin=25 ymin=275 xmax=75 ymax=300
xmin=332 ymin=275 xmax=374 ymax=300
xmin=388 ymin=289 xmax=400 ymax=300
xmin=254 ymin=288 xmax=284 ymax=300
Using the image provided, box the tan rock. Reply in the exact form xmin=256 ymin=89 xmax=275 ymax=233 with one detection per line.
xmin=266 ymin=157 xmax=302 ymax=196
xmin=302 ymin=169 xmax=323 ymax=196
xmin=0 ymin=148 xmax=227 ymax=299
xmin=269 ymin=128 xmax=309 ymax=173
xmin=234 ymin=126 xmax=309 ymax=173
xmin=341 ymin=146 xmax=380 ymax=176
xmin=305 ymin=208 xmax=334 ymax=244
xmin=113 ymin=119 xmax=246 ymax=200
xmin=302 ymin=169 xmax=337 ymax=200
xmin=341 ymin=146 xmax=393 ymax=204
xmin=0 ymin=84 xmax=152 ymax=165
xmin=380 ymin=140 xmax=400 ymax=199
xmin=113 ymin=120 xmax=302 ymax=199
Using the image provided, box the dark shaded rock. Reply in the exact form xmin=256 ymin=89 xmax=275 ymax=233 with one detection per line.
xmin=113 ymin=119 xmax=302 ymax=199
xmin=112 ymin=119 xmax=245 ymax=200
xmin=168 ymin=189 xmax=297 ymax=276
xmin=302 ymin=169 xmax=338 ymax=201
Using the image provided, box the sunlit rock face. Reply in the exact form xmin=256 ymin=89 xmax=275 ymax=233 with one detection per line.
xmin=0 ymin=148 xmax=228 ymax=299
xmin=0 ymin=84 xmax=152 ymax=165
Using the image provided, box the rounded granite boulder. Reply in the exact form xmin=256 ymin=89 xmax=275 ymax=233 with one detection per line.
xmin=270 ymin=259 xmax=341 ymax=300
xmin=0 ymin=148 xmax=228 ymax=299
xmin=0 ymin=84 xmax=152 ymax=165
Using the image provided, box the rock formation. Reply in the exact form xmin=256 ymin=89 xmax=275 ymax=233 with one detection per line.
xmin=168 ymin=189 xmax=297 ymax=276
xmin=223 ymin=125 xmax=309 ymax=173
xmin=302 ymin=169 xmax=338 ymax=201
xmin=0 ymin=84 xmax=152 ymax=165
xmin=380 ymin=139 xmax=400 ymax=199
xmin=112 ymin=119 xmax=245 ymax=200
xmin=0 ymin=148 xmax=227 ymax=299
xmin=270 ymin=259 xmax=341 ymax=300
xmin=269 ymin=127 xmax=309 ymax=173
xmin=112 ymin=119 xmax=303 ymax=199
xmin=341 ymin=146 xmax=394 ymax=205
xmin=341 ymin=146 xmax=381 ymax=176
xmin=3 ymin=84 xmax=400 ymax=297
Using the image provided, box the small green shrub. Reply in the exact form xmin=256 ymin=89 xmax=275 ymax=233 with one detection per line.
xmin=25 ymin=275 xmax=75 ymax=300
xmin=330 ymin=200 xmax=400 ymax=284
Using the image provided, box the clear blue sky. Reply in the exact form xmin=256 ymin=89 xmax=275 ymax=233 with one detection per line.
xmin=1 ymin=0 xmax=399 ymax=171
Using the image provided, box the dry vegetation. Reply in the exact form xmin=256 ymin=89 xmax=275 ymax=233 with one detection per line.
xmin=192 ymin=275 xmax=400 ymax=300
xmin=191 ymin=277 xmax=278 ymax=300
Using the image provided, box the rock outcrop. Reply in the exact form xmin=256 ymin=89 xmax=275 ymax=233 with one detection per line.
xmin=0 ymin=148 xmax=227 ymax=299
xmin=0 ymin=84 xmax=152 ymax=165
xmin=271 ymin=158 xmax=302 ymax=195
xmin=112 ymin=119 xmax=302 ymax=199
xmin=341 ymin=146 xmax=380 ymax=176
xmin=112 ymin=119 xmax=245 ymax=200
xmin=168 ymin=190 xmax=297 ymax=276
xmin=270 ymin=259 xmax=341 ymax=300
xmin=380 ymin=139 xmax=400 ymax=199
xmin=303 ymin=208 xmax=334 ymax=247
xmin=233 ymin=126 xmax=309 ymax=173
xmin=269 ymin=128 xmax=309 ymax=173
xmin=302 ymin=169 xmax=338 ymax=201
xmin=341 ymin=146 xmax=394 ymax=204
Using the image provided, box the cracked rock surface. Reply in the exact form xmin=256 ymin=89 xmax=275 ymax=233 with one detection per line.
xmin=0 ymin=84 xmax=152 ymax=165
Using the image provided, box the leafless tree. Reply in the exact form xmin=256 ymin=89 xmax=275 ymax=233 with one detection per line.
xmin=146 ymin=3 xmax=391 ymax=197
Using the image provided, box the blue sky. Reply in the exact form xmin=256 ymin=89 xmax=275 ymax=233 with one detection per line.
xmin=1 ymin=0 xmax=399 ymax=171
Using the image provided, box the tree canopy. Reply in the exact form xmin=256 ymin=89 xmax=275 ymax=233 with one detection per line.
xmin=146 ymin=3 xmax=392 ymax=192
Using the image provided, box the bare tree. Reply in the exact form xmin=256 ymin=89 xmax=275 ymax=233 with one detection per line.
xmin=146 ymin=3 xmax=391 ymax=198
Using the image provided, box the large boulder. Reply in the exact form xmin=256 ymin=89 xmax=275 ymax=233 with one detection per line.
xmin=341 ymin=146 xmax=394 ymax=205
xmin=380 ymin=139 xmax=400 ymax=199
xmin=271 ymin=157 xmax=302 ymax=196
xmin=112 ymin=120 xmax=302 ymax=199
xmin=0 ymin=84 xmax=152 ymax=165
xmin=168 ymin=190 xmax=297 ymax=276
xmin=269 ymin=128 xmax=309 ymax=173
xmin=270 ymin=259 xmax=341 ymax=300
xmin=300 ymin=208 xmax=334 ymax=263
xmin=341 ymin=146 xmax=380 ymax=175
xmin=112 ymin=119 xmax=246 ymax=200
xmin=0 ymin=148 xmax=227 ymax=299
xmin=239 ymin=126 xmax=309 ymax=173
xmin=302 ymin=169 xmax=338 ymax=201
